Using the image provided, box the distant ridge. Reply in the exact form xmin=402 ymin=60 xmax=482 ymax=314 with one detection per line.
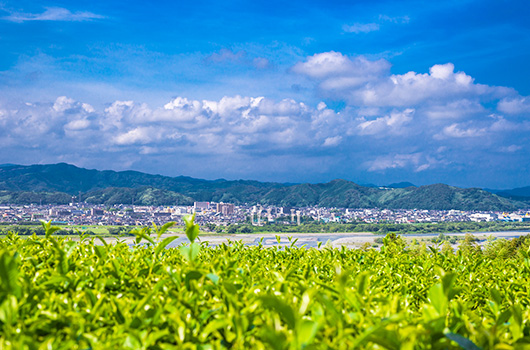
xmin=0 ymin=163 xmax=528 ymax=210
xmin=486 ymin=186 xmax=530 ymax=202
xmin=503 ymin=186 xmax=530 ymax=197
xmin=386 ymin=182 xmax=416 ymax=188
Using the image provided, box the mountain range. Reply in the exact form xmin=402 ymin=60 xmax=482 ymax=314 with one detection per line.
xmin=0 ymin=163 xmax=528 ymax=210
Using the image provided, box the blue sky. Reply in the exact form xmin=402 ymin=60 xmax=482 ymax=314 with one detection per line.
xmin=1 ymin=0 xmax=529 ymax=188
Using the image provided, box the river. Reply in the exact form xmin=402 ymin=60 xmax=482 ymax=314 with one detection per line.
xmin=163 ymin=230 xmax=530 ymax=249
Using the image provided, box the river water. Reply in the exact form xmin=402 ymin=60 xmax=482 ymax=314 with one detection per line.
xmin=164 ymin=230 xmax=530 ymax=249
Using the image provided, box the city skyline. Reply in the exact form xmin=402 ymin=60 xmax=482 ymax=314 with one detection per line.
xmin=1 ymin=0 xmax=529 ymax=188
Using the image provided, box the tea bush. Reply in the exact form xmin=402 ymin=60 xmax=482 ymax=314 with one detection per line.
xmin=1 ymin=221 xmax=530 ymax=349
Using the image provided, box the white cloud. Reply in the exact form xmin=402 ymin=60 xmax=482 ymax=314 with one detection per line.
xmin=292 ymin=51 xmax=390 ymax=80
xmin=435 ymin=123 xmax=486 ymax=139
xmin=3 ymin=7 xmax=103 ymax=23
xmin=1 ymin=83 xmax=529 ymax=180
xmin=424 ymin=99 xmax=485 ymax=120
xmin=497 ymin=97 xmax=530 ymax=114
xmin=82 ymin=103 xmax=95 ymax=113
xmin=500 ymin=145 xmax=522 ymax=153
xmin=342 ymin=23 xmax=380 ymax=33
xmin=64 ymin=119 xmax=90 ymax=131
xmin=342 ymin=14 xmax=409 ymax=34
xmin=15 ymin=95 xmax=333 ymax=154
xmin=293 ymin=53 xmax=513 ymax=108
xmin=378 ymin=15 xmax=410 ymax=24
xmin=114 ymin=127 xmax=156 ymax=145
xmin=357 ymin=109 xmax=414 ymax=135
xmin=430 ymin=63 xmax=456 ymax=80
xmin=366 ymin=153 xmax=428 ymax=172
xmin=53 ymin=96 xmax=76 ymax=113
xmin=323 ymin=136 xmax=342 ymax=147
xmin=489 ymin=116 xmax=520 ymax=132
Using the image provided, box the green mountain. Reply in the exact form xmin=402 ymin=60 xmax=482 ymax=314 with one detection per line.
xmin=493 ymin=186 xmax=530 ymax=201
xmin=0 ymin=163 xmax=527 ymax=210
xmin=376 ymin=184 xmax=522 ymax=211
xmin=0 ymin=163 xmax=282 ymax=194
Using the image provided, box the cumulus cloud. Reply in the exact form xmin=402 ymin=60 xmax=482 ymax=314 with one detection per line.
xmin=497 ymin=97 xmax=530 ymax=114
xmin=288 ymin=51 xmax=530 ymax=178
xmin=423 ymin=99 xmax=485 ymax=120
xmin=357 ymin=109 xmax=414 ymax=135
xmin=114 ymin=127 xmax=157 ymax=145
xmin=294 ymin=53 xmax=512 ymax=108
xmin=292 ymin=51 xmax=390 ymax=81
xmin=3 ymin=7 xmax=104 ymax=23
xmin=64 ymin=119 xmax=91 ymax=131
xmin=0 ymin=95 xmax=345 ymax=161
xmin=435 ymin=123 xmax=487 ymax=139
xmin=1 ymin=52 xmax=530 ymax=182
xmin=323 ymin=136 xmax=342 ymax=147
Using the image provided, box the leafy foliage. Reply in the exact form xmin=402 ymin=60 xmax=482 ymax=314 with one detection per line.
xmin=1 ymin=225 xmax=530 ymax=348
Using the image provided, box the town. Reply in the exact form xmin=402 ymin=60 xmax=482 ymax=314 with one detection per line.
xmin=1 ymin=201 xmax=530 ymax=228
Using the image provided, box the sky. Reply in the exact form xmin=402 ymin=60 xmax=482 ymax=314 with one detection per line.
xmin=1 ymin=0 xmax=530 ymax=189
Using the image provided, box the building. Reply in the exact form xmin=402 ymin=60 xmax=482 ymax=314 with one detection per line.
xmin=91 ymin=208 xmax=104 ymax=216
xmin=194 ymin=202 xmax=210 ymax=211
xmin=216 ymin=202 xmax=234 ymax=215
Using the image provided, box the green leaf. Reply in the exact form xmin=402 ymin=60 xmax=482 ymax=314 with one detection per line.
xmin=367 ymin=328 xmax=401 ymax=350
xmin=94 ymin=245 xmax=107 ymax=260
xmin=96 ymin=236 xmax=109 ymax=247
xmin=428 ymin=283 xmax=447 ymax=315
xmin=183 ymin=213 xmax=199 ymax=243
xmin=40 ymin=219 xmax=62 ymax=238
xmin=179 ymin=242 xmax=201 ymax=262
xmin=189 ymin=242 xmax=200 ymax=261
xmin=133 ymin=227 xmax=155 ymax=245
xmin=259 ymin=295 xmax=296 ymax=330
xmin=157 ymin=221 xmax=176 ymax=239
xmin=445 ymin=333 xmax=482 ymax=350
xmin=0 ymin=252 xmax=21 ymax=298
xmin=298 ymin=319 xmax=319 ymax=346
xmin=185 ymin=270 xmax=203 ymax=289
xmin=489 ymin=288 xmax=502 ymax=305
xmin=356 ymin=271 xmax=371 ymax=295
xmin=509 ymin=305 xmax=523 ymax=340
xmin=155 ymin=235 xmax=179 ymax=257
xmin=496 ymin=309 xmax=512 ymax=327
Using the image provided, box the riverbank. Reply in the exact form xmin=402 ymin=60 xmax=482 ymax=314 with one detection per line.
xmin=91 ymin=230 xmax=529 ymax=249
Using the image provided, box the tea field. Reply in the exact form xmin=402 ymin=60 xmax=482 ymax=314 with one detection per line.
xmin=1 ymin=219 xmax=530 ymax=349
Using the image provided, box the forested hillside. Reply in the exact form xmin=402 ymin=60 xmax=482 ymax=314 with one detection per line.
xmin=0 ymin=163 xmax=527 ymax=210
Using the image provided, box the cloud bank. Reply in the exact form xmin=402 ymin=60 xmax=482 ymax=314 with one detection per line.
xmin=1 ymin=51 xmax=529 ymax=186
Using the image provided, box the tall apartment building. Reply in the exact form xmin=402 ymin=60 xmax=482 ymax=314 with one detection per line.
xmin=216 ymin=202 xmax=234 ymax=215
